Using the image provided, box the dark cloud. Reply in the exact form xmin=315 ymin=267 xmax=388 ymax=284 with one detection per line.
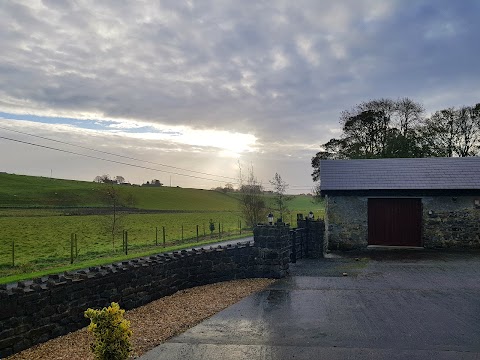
xmin=0 ymin=0 xmax=479 ymax=189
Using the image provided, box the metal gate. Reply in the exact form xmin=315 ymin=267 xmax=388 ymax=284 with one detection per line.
xmin=290 ymin=227 xmax=307 ymax=263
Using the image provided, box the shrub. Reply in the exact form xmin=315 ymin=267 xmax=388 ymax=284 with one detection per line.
xmin=84 ymin=302 xmax=132 ymax=360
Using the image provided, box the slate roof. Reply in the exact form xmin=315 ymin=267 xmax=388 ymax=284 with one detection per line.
xmin=320 ymin=157 xmax=480 ymax=191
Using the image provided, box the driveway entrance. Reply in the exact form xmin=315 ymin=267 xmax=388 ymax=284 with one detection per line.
xmin=140 ymin=250 xmax=480 ymax=359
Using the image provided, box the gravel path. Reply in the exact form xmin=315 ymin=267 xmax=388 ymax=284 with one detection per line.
xmin=6 ymin=278 xmax=274 ymax=360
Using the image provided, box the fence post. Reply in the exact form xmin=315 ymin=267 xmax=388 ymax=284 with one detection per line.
xmin=70 ymin=233 xmax=74 ymax=264
xmin=203 ymin=223 xmax=206 ymax=236
xmin=240 ymin=220 xmax=242 ymax=235
xmin=163 ymin=226 xmax=166 ymax=247
xmin=218 ymin=222 xmax=221 ymax=238
xmin=196 ymin=225 xmax=199 ymax=242
xmin=125 ymin=231 xmax=128 ymax=255
xmin=155 ymin=227 xmax=158 ymax=246
xmin=75 ymin=233 xmax=78 ymax=259
xmin=181 ymin=224 xmax=184 ymax=241
xmin=12 ymin=240 xmax=15 ymax=267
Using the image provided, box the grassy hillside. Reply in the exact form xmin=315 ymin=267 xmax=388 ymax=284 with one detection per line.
xmin=0 ymin=173 xmax=323 ymax=214
xmin=278 ymin=194 xmax=322 ymax=213
xmin=0 ymin=173 xmax=326 ymax=282
xmin=0 ymin=173 xmax=240 ymax=211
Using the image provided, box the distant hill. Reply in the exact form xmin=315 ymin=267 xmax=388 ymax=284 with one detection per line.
xmin=0 ymin=173 xmax=322 ymax=213
xmin=0 ymin=173 xmax=240 ymax=211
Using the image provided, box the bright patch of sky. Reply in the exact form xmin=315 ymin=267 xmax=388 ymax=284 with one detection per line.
xmin=0 ymin=112 xmax=256 ymax=157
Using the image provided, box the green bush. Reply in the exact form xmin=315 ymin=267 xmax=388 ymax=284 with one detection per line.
xmin=84 ymin=302 xmax=132 ymax=360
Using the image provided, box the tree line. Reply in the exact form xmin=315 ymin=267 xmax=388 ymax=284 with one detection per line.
xmin=312 ymin=98 xmax=480 ymax=181
xmin=94 ymin=174 xmax=164 ymax=187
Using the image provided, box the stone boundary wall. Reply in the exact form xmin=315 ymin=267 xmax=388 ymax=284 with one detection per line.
xmin=0 ymin=226 xmax=293 ymax=358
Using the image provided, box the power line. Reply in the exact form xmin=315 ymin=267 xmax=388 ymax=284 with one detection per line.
xmin=0 ymin=128 xmax=316 ymax=189
xmin=0 ymin=136 xmax=240 ymax=185
xmin=0 ymin=125 xmax=238 ymax=181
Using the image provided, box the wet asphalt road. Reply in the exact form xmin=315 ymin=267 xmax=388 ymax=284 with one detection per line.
xmin=139 ymin=250 xmax=480 ymax=359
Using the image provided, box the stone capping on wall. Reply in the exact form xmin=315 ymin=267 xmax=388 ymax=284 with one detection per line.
xmin=0 ymin=242 xmax=251 ymax=295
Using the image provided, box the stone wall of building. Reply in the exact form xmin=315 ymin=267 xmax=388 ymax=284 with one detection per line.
xmin=0 ymin=227 xmax=293 ymax=358
xmin=325 ymin=194 xmax=480 ymax=250
xmin=423 ymin=196 xmax=480 ymax=248
xmin=325 ymin=195 xmax=368 ymax=250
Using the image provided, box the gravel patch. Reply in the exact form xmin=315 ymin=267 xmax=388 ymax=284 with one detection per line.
xmin=6 ymin=278 xmax=274 ymax=360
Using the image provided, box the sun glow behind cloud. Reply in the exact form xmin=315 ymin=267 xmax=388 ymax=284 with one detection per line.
xmin=1 ymin=115 xmax=257 ymax=157
xmin=128 ymin=125 xmax=257 ymax=156
xmin=87 ymin=117 xmax=258 ymax=156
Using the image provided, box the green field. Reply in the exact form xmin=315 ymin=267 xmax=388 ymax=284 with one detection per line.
xmin=269 ymin=193 xmax=323 ymax=220
xmin=0 ymin=173 xmax=239 ymax=211
xmin=0 ymin=173 xmax=324 ymax=283
xmin=0 ymin=211 xmax=247 ymax=283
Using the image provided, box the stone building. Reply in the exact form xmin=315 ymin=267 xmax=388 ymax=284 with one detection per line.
xmin=320 ymin=157 xmax=480 ymax=250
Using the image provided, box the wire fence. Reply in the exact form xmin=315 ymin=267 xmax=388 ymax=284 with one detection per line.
xmin=0 ymin=220 xmax=252 ymax=274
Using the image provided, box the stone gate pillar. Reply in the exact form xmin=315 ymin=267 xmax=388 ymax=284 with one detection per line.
xmin=297 ymin=218 xmax=325 ymax=258
xmin=253 ymin=224 xmax=290 ymax=278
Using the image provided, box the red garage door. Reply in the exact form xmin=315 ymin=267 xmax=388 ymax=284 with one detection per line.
xmin=368 ymin=198 xmax=422 ymax=247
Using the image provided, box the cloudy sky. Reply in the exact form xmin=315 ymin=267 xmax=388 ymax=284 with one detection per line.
xmin=0 ymin=0 xmax=479 ymax=192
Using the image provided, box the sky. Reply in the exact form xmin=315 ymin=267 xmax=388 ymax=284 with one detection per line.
xmin=0 ymin=0 xmax=479 ymax=193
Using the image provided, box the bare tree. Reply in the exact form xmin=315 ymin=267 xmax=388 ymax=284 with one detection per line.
xmin=100 ymin=185 xmax=136 ymax=249
xmin=341 ymin=98 xmax=396 ymax=125
xmin=338 ymin=99 xmax=398 ymax=158
xmin=456 ymin=105 xmax=480 ymax=156
xmin=420 ymin=108 xmax=457 ymax=157
xmin=421 ymin=105 xmax=480 ymax=157
xmin=238 ymin=164 xmax=267 ymax=228
xmin=269 ymin=173 xmax=293 ymax=222
xmin=115 ymin=175 xmax=126 ymax=184
xmin=94 ymin=174 xmax=115 ymax=184
xmin=395 ymin=97 xmax=424 ymax=136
